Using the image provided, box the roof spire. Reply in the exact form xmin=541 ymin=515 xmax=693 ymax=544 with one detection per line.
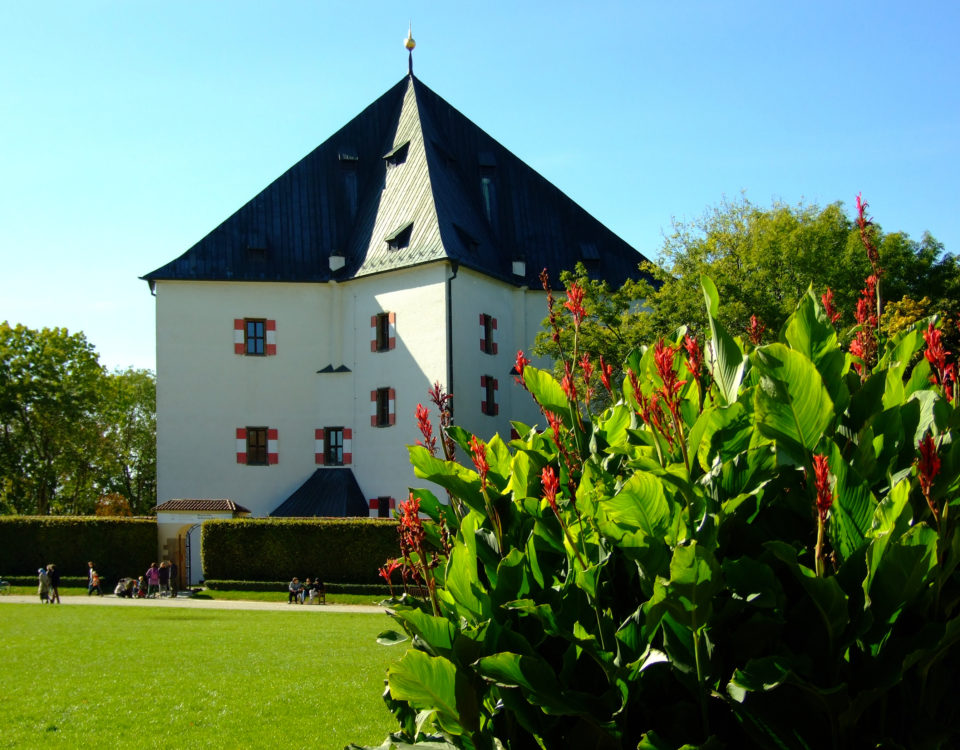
xmin=404 ymin=22 xmax=416 ymax=76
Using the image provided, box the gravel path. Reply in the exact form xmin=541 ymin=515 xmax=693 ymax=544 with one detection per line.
xmin=0 ymin=594 xmax=387 ymax=614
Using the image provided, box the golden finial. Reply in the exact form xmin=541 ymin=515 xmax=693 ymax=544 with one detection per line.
xmin=405 ymin=23 xmax=416 ymax=75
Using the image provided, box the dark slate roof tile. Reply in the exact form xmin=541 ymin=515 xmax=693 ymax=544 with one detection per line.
xmin=143 ymin=75 xmax=653 ymax=291
xmin=269 ymin=468 xmax=369 ymax=518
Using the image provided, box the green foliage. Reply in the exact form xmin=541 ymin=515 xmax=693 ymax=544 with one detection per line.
xmin=202 ymin=518 xmax=399 ymax=583
xmin=361 ymin=279 xmax=959 ymax=749
xmin=203 ymin=579 xmax=390 ymax=595
xmin=0 ymin=516 xmax=156 ymax=581
xmin=535 ymin=198 xmax=959 ymax=385
xmin=0 ymin=322 xmax=156 ymax=515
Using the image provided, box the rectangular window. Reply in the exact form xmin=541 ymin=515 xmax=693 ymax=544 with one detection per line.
xmin=325 ymin=427 xmax=344 ymax=466
xmin=480 ymin=376 xmax=499 ymax=416
xmin=245 ymin=319 xmax=266 ymax=356
xmin=480 ymin=314 xmax=498 ymax=355
xmin=377 ymin=388 xmax=390 ymax=426
xmin=371 ymin=388 xmax=396 ymax=427
xmin=246 ymin=427 xmax=268 ymax=465
xmin=378 ymin=496 xmax=391 ymax=518
xmin=374 ymin=312 xmax=395 ymax=352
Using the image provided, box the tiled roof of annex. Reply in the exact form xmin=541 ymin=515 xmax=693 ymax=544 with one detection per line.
xmin=154 ymin=499 xmax=251 ymax=513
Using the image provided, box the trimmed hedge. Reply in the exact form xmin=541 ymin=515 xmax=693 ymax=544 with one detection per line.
xmin=203 ymin=580 xmax=391 ymax=595
xmin=202 ymin=518 xmax=399 ymax=584
xmin=0 ymin=517 xmax=156 ymax=583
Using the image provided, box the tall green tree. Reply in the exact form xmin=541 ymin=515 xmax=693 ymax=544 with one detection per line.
xmin=0 ymin=323 xmax=157 ymax=515
xmin=537 ymin=197 xmax=957 ymax=376
xmin=97 ymin=368 xmax=156 ymax=515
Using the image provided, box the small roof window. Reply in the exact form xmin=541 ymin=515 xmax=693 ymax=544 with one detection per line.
xmin=478 ymin=151 xmax=496 ymax=168
xmin=385 ymin=221 xmax=413 ymax=251
xmin=338 ymin=148 xmax=359 ymax=163
xmin=580 ymin=242 xmax=600 ymax=262
xmin=453 ymin=224 xmax=479 ymax=254
xmin=383 ymin=141 xmax=410 ymax=167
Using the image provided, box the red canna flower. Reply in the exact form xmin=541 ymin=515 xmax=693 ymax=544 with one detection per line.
xmin=811 ymin=453 xmax=834 ymax=522
xmin=856 ymin=193 xmax=881 ymax=274
xmin=398 ymin=493 xmax=425 ymax=552
xmin=579 ymin=353 xmax=594 ymax=383
xmin=541 ymin=465 xmax=560 ymax=515
xmin=598 ymin=355 xmax=613 ymax=393
xmin=821 ymin=288 xmax=841 ymax=324
xmin=514 ymin=350 xmax=531 ymax=387
xmin=564 ymin=282 xmax=587 ymax=327
xmin=415 ymin=403 xmax=436 ymax=455
xmin=923 ymin=323 xmax=955 ymax=402
xmin=747 ymin=315 xmax=767 ymax=346
xmin=684 ymin=334 xmax=702 ymax=378
xmin=469 ymin=435 xmax=489 ymax=489
xmin=653 ymin=339 xmax=686 ymax=416
xmin=561 ymin=360 xmax=577 ymax=402
xmin=917 ymin=433 xmax=941 ymax=521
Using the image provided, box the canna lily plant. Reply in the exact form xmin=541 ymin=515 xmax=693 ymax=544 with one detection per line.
xmin=354 ymin=242 xmax=959 ymax=749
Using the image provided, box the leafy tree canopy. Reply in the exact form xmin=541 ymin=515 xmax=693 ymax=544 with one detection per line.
xmin=536 ymin=197 xmax=958 ymax=385
xmin=0 ymin=322 xmax=155 ymax=515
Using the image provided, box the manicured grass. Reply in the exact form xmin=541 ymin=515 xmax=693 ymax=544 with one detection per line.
xmin=5 ymin=587 xmax=386 ymax=607
xmin=195 ymin=589 xmax=386 ymax=607
xmin=0 ymin=603 xmax=403 ymax=749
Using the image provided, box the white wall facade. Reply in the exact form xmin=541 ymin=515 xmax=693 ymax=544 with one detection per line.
xmin=154 ymin=264 xmax=450 ymax=518
xmin=154 ymin=262 xmax=551 ymax=518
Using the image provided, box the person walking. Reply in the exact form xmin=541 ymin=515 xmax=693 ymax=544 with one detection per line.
xmin=38 ymin=567 xmax=51 ymax=603
xmin=145 ymin=563 xmax=161 ymax=598
xmin=158 ymin=561 xmax=170 ymax=598
xmin=46 ymin=564 xmax=60 ymax=604
xmin=87 ymin=561 xmax=98 ymax=596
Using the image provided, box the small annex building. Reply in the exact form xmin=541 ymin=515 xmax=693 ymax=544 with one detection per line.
xmin=143 ymin=52 xmax=653 ymax=572
xmin=155 ymin=499 xmax=251 ymax=586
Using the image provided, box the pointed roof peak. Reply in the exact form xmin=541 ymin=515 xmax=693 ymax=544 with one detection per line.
xmin=404 ymin=23 xmax=416 ymax=76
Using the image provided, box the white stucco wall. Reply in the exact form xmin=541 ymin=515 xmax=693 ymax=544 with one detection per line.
xmin=448 ymin=267 xmax=550 ymax=442
xmin=154 ymin=265 xmax=450 ymax=517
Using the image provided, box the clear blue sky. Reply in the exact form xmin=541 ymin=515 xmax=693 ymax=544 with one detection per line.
xmin=2 ymin=2 xmax=957 ymax=372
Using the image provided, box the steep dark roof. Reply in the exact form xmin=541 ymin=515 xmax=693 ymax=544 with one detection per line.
xmin=269 ymin=469 xmax=369 ymax=518
xmin=143 ymin=74 xmax=651 ymax=290
xmin=154 ymin=499 xmax=251 ymax=513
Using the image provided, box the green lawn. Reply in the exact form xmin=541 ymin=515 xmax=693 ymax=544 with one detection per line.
xmin=0 ymin=602 xmax=403 ymax=749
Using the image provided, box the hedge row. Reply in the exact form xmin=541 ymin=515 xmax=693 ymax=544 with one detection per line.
xmin=203 ymin=580 xmax=391 ymax=595
xmin=0 ymin=517 xmax=156 ymax=581
xmin=202 ymin=518 xmax=399 ymax=584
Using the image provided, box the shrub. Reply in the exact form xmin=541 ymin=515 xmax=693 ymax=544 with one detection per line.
xmin=0 ymin=516 xmax=156 ymax=582
xmin=356 ymin=270 xmax=959 ymax=748
xmin=201 ymin=518 xmax=398 ymax=583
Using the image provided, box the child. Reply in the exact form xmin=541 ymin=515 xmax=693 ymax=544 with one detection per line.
xmin=38 ymin=567 xmax=50 ymax=603
xmin=89 ymin=568 xmax=102 ymax=596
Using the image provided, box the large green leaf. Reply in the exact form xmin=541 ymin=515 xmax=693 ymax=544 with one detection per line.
xmin=864 ymin=523 xmax=938 ymax=626
xmin=523 ymin=366 xmax=571 ymax=426
xmin=662 ymin=541 xmax=723 ymax=630
xmin=598 ymin=471 xmax=672 ymax=538
xmin=826 ymin=440 xmax=876 ymax=561
xmin=783 ymin=291 xmax=846 ymax=404
xmin=387 ymin=650 xmax=478 ymax=736
xmin=752 ymin=343 xmax=834 ymax=463
xmin=409 ymin=445 xmax=484 ymax=513
xmin=702 ymin=275 xmax=747 ymax=405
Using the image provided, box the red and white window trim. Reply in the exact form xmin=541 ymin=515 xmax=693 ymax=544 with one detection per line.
xmin=371 ymin=312 xmax=397 ymax=352
xmin=315 ymin=428 xmax=352 ymax=465
xmin=480 ymin=375 xmax=499 ymax=416
xmin=235 ymin=427 xmax=278 ymax=464
xmin=371 ymin=388 xmax=396 ymax=427
xmin=234 ymin=318 xmax=276 ymax=356
xmin=480 ymin=313 xmax=498 ymax=355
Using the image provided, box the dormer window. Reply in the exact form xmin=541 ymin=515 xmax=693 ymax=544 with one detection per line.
xmin=479 ymin=153 xmax=499 ymax=231
xmin=383 ymin=141 xmax=409 ymax=167
xmin=385 ymin=222 xmax=413 ymax=251
xmin=580 ymin=242 xmax=600 ymax=263
xmin=454 ymin=224 xmax=479 ymax=254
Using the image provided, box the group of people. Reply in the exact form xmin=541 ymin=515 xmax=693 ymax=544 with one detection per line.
xmin=37 ymin=563 xmax=61 ymax=603
xmin=112 ymin=561 xmax=178 ymax=599
xmin=34 ymin=560 xmax=180 ymax=603
xmin=287 ymin=576 xmax=325 ymax=604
